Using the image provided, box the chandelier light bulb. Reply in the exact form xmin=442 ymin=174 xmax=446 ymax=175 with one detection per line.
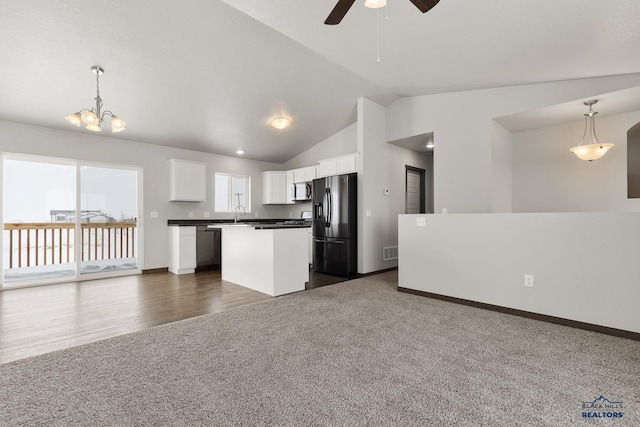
xmin=64 ymin=112 xmax=82 ymax=127
xmin=85 ymin=124 xmax=102 ymax=132
xmin=111 ymin=116 xmax=126 ymax=133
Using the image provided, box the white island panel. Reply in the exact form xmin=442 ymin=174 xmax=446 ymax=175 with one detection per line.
xmin=220 ymin=226 xmax=309 ymax=297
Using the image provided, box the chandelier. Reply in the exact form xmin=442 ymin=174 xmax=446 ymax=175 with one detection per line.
xmin=65 ymin=66 xmax=126 ymax=133
xmin=569 ymin=99 xmax=613 ymax=161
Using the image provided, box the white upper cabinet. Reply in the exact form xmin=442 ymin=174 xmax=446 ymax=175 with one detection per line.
xmin=304 ymin=166 xmax=317 ymax=182
xmin=262 ymin=171 xmax=288 ymax=204
xmin=286 ymin=170 xmax=295 ymax=204
xmin=293 ymin=166 xmax=317 ymax=183
xmin=318 ymin=153 xmax=357 ymax=177
xmin=169 ymin=159 xmax=206 ymax=202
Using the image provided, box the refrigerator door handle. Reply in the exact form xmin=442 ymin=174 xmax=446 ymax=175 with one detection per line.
xmin=314 ymin=238 xmax=327 ymax=243
xmin=333 ymin=240 xmax=345 ymax=244
xmin=324 ymin=188 xmax=331 ymax=228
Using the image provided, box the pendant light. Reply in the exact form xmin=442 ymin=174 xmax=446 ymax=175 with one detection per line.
xmin=569 ymin=100 xmax=613 ymax=161
xmin=65 ymin=65 xmax=126 ymax=133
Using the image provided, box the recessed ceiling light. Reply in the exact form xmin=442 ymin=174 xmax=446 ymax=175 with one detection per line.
xmin=236 ymin=150 xmax=244 ymax=155
xmin=270 ymin=116 xmax=292 ymax=130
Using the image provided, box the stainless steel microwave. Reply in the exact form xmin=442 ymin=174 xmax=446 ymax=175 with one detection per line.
xmin=292 ymin=182 xmax=312 ymax=202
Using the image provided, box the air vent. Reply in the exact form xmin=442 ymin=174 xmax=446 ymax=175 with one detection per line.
xmin=383 ymin=246 xmax=398 ymax=261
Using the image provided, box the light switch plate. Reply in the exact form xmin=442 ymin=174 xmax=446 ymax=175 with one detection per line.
xmin=188 ymin=211 xmax=194 ymax=218
xmin=416 ymin=217 xmax=426 ymax=227
xmin=150 ymin=211 xmax=158 ymax=218
xmin=203 ymin=211 xmax=210 ymax=218
xmin=366 ymin=209 xmax=372 ymax=217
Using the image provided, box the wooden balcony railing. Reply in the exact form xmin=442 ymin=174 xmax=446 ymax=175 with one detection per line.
xmin=3 ymin=222 xmax=137 ymax=269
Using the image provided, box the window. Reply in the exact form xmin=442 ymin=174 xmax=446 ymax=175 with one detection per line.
xmin=215 ymin=173 xmax=251 ymax=212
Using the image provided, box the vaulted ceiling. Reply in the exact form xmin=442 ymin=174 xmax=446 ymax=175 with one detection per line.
xmin=1 ymin=1 xmax=639 ymax=163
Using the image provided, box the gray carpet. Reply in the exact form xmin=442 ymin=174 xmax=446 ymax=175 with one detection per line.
xmin=1 ymin=271 xmax=638 ymax=426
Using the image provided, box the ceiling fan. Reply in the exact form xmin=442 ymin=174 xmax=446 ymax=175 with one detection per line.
xmin=325 ymin=0 xmax=440 ymax=25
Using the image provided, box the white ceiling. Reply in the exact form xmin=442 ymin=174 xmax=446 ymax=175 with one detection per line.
xmin=1 ymin=0 xmax=639 ymax=163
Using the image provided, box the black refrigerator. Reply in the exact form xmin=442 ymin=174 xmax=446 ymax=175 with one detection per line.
xmin=312 ymin=173 xmax=357 ymax=278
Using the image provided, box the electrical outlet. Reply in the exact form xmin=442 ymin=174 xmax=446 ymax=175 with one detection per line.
xmin=255 ymin=212 xmax=259 ymax=218
xmin=203 ymin=211 xmax=210 ymax=218
xmin=524 ymin=274 xmax=534 ymax=287
xmin=442 ymin=208 xmax=448 ymax=214
xmin=150 ymin=211 xmax=158 ymax=218
xmin=289 ymin=212 xmax=293 ymax=218
xmin=416 ymin=217 xmax=426 ymax=227
xmin=366 ymin=209 xmax=372 ymax=217
xmin=188 ymin=211 xmax=194 ymax=218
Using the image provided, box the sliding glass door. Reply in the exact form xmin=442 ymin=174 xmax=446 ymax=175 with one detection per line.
xmin=3 ymin=159 xmax=77 ymax=283
xmin=2 ymin=156 xmax=140 ymax=287
xmin=80 ymin=166 xmax=138 ymax=276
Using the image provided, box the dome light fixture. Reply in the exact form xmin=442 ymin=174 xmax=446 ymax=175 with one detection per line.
xmin=569 ymin=100 xmax=614 ymax=161
xmin=364 ymin=0 xmax=387 ymax=8
xmin=270 ymin=115 xmax=292 ymax=130
xmin=65 ymin=65 xmax=126 ymax=133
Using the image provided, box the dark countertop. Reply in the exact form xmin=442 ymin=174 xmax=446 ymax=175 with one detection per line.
xmin=168 ymin=219 xmax=284 ymax=226
xmin=169 ymin=219 xmax=311 ymax=229
xmin=207 ymin=223 xmax=311 ymax=230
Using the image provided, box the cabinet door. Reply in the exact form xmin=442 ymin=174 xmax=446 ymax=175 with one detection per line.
xmin=336 ymin=154 xmax=357 ymax=174
xmin=180 ymin=232 xmax=197 ymax=269
xmin=304 ymin=166 xmax=317 ymax=182
xmin=286 ymin=170 xmax=295 ymax=204
xmin=293 ymin=168 xmax=305 ymax=184
xmin=262 ymin=171 xmax=287 ymax=204
xmin=170 ymin=159 xmax=206 ymax=202
xmin=318 ymin=160 xmax=337 ymax=178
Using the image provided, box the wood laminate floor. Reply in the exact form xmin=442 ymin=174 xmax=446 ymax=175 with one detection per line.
xmin=0 ymin=269 xmax=348 ymax=364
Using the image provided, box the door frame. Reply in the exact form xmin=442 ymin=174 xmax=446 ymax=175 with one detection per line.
xmin=405 ymin=165 xmax=426 ymax=214
xmin=1 ymin=153 xmax=143 ymax=289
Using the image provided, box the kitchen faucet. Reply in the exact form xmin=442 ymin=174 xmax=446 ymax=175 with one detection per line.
xmin=233 ymin=192 xmax=245 ymax=223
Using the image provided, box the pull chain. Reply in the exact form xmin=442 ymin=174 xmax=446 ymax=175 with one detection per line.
xmin=376 ymin=8 xmax=380 ymax=63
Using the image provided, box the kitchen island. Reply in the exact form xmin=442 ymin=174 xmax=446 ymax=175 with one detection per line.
xmin=209 ymin=224 xmax=309 ymax=297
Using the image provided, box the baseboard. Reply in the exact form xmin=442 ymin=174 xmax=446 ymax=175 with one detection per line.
xmin=358 ymin=267 xmax=398 ymax=278
xmin=397 ymin=287 xmax=640 ymax=342
xmin=142 ymin=267 xmax=169 ymax=274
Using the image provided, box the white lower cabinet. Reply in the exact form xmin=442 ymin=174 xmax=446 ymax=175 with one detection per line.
xmin=169 ymin=226 xmax=196 ymax=275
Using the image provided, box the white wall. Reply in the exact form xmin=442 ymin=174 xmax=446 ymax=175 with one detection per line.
xmin=398 ymin=213 xmax=640 ymax=333
xmin=386 ymin=73 xmax=640 ymax=214
xmin=0 ymin=121 xmax=289 ymax=270
xmin=357 ymin=98 xmax=432 ymax=274
xmin=491 ymin=122 xmax=512 ymax=212
xmin=512 ymin=110 xmax=640 ymax=212
xmin=283 ymin=123 xmax=357 ymax=170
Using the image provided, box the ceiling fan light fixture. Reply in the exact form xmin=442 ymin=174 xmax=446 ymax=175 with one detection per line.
xmin=569 ymin=99 xmax=614 ymax=162
xmin=270 ymin=116 xmax=292 ymax=130
xmin=364 ymin=0 xmax=387 ymax=8
xmin=85 ymin=124 xmax=102 ymax=132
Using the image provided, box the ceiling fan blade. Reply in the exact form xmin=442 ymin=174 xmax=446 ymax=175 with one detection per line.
xmin=409 ymin=0 xmax=440 ymax=13
xmin=325 ymin=0 xmax=356 ymax=25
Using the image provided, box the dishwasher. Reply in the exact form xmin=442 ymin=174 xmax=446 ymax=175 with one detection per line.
xmin=196 ymin=226 xmax=221 ymax=272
